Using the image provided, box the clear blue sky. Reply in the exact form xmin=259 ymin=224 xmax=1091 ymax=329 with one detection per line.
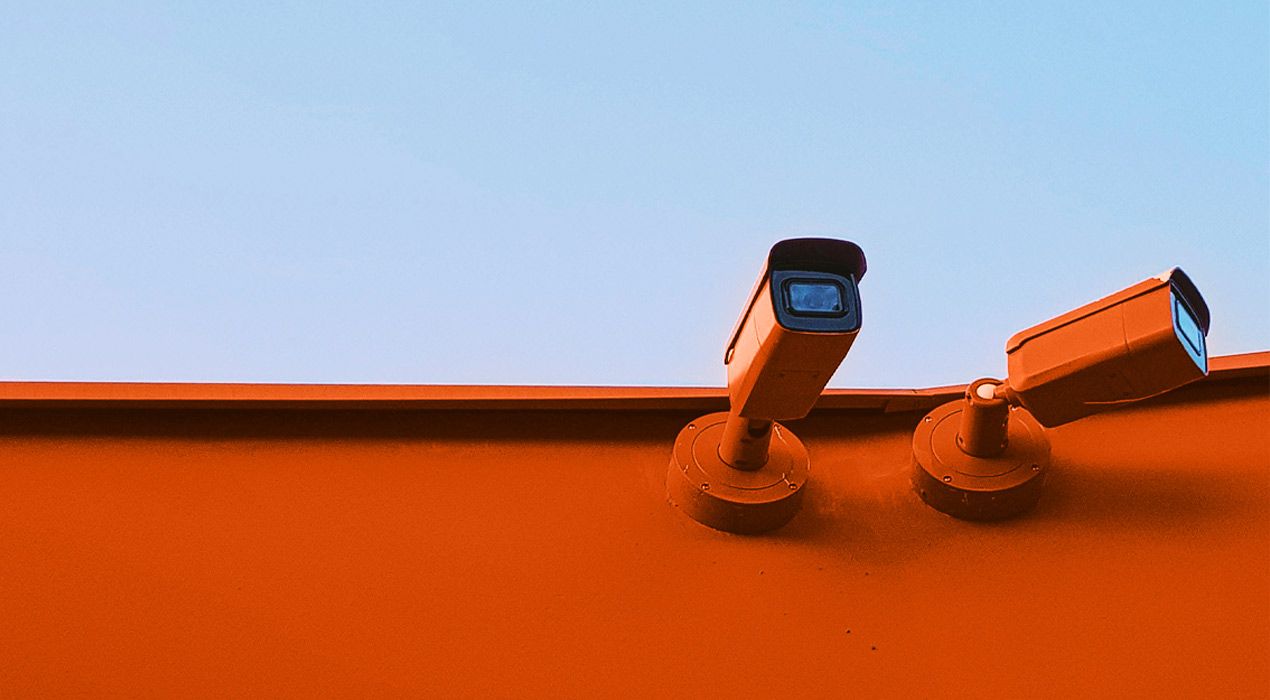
xmin=3 ymin=2 xmax=1266 ymax=387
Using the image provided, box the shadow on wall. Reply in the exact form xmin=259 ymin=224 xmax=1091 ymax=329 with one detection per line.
xmin=735 ymin=387 xmax=1267 ymax=564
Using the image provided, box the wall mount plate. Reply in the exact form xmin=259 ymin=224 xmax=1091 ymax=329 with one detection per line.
xmin=667 ymin=411 xmax=808 ymax=534
xmin=913 ymin=402 xmax=1051 ymax=520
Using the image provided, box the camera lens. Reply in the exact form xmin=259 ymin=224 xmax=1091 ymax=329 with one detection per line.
xmin=785 ymin=280 xmax=845 ymax=316
xmin=1172 ymin=290 xmax=1207 ymax=372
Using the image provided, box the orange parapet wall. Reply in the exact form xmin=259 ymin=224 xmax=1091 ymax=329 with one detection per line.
xmin=1 ymin=352 xmax=1267 ymax=697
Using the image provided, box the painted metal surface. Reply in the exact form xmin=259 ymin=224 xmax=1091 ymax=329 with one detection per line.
xmin=1 ymin=353 xmax=1266 ymax=696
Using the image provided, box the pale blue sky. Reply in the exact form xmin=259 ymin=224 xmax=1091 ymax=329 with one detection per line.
xmin=2 ymin=2 xmax=1266 ymax=387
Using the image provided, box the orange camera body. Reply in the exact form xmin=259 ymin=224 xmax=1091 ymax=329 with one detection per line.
xmin=724 ymin=238 xmax=866 ymax=422
xmin=1004 ymin=268 xmax=1209 ymax=427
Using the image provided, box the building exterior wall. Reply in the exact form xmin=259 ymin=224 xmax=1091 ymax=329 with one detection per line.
xmin=1 ymin=360 xmax=1266 ymax=696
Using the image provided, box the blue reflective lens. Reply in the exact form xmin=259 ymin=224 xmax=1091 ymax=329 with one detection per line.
xmin=1173 ymin=291 xmax=1207 ymax=372
xmin=787 ymin=281 xmax=844 ymax=315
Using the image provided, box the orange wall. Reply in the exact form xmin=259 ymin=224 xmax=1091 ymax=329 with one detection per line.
xmin=1 ymin=373 xmax=1266 ymax=697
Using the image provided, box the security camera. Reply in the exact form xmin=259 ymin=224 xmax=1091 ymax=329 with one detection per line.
xmin=1002 ymin=268 xmax=1209 ymax=426
xmin=668 ymin=238 xmax=866 ymax=534
xmin=913 ymin=268 xmax=1210 ymax=520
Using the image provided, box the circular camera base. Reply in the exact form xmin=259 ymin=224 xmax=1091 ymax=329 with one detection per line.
xmin=913 ymin=402 xmax=1051 ymax=520
xmin=667 ymin=412 xmax=809 ymax=534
